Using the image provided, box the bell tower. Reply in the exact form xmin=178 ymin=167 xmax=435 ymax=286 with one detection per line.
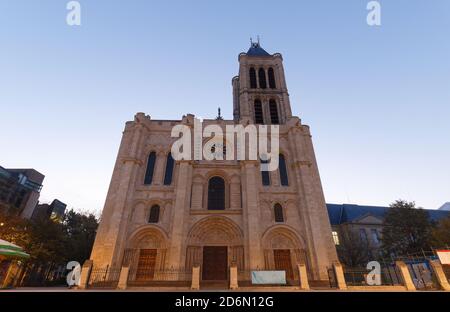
xmin=233 ymin=40 xmax=293 ymax=124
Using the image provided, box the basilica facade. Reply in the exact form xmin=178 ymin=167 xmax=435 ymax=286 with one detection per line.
xmin=90 ymin=42 xmax=338 ymax=284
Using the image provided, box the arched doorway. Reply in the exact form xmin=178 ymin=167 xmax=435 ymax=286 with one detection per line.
xmin=123 ymin=227 xmax=168 ymax=281
xmin=262 ymin=226 xmax=308 ymax=282
xmin=186 ymin=217 xmax=243 ymax=281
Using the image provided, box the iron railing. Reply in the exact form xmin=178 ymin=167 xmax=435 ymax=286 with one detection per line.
xmin=343 ymin=266 xmax=402 ymax=286
xmin=88 ymin=267 xmax=121 ymax=289
xmin=127 ymin=267 xmax=192 ymax=287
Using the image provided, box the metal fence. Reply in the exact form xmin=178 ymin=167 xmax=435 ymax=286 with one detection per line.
xmin=127 ymin=267 xmax=192 ymax=287
xmin=88 ymin=267 xmax=121 ymax=289
xmin=343 ymin=266 xmax=402 ymax=286
xmin=327 ymin=267 xmax=337 ymax=288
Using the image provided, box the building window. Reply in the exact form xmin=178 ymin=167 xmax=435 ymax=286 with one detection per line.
xmin=371 ymin=229 xmax=380 ymax=245
xmin=163 ymin=153 xmax=175 ymax=185
xmin=254 ymin=100 xmax=264 ymax=124
xmin=258 ymin=68 xmax=267 ymax=89
xmin=148 ymin=205 xmax=160 ymax=223
xmin=279 ymin=154 xmax=289 ymax=186
xmin=359 ymin=228 xmax=368 ymax=244
xmin=274 ymin=204 xmax=284 ymax=222
xmin=261 ymin=159 xmax=270 ymax=186
xmin=269 ymin=100 xmax=279 ymax=124
xmin=332 ymin=231 xmax=340 ymax=245
xmin=249 ymin=67 xmax=257 ymax=88
xmin=208 ymin=176 xmax=225 ymax=210
xmin=268 ymin=67 xmax=276 ymax=89
xmin=144 ymin=152 xmax=156 ymax=185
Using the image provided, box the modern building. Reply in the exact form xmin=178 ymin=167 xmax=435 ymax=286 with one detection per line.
xmin=32 ymin=199 xmax=67 ymax=222
xmin=327 ymin=203 xmax=450 ymax=259
xmin=90 ymin=42 xmax=338 ymax=285
xmin=0 ymin=166 xmax=44 ymax=219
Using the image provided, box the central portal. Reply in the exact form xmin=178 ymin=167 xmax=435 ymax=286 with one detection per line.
xmin=202 ymin=246 xmax=228 ymax=281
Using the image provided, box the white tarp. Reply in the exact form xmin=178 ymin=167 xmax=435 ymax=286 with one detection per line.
xmin=437 ymin=250 xmax=450 ymax=264
xmin=251 ymin=271 xmax=286 ymax=285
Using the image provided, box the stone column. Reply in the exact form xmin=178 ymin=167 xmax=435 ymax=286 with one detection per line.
xmin=242 ymin=161 xmax=264 ymax=269
xmin=396 ymin=261 xmax=416 ymax=291
xmin=230 ymin=265 xmax=238 ymax=289
xmin=297 ymin=264 xmax=310 ymax=290
xmin=429 ymin=260 xmax=450 ymax=291
xmin=191 ymin=266 xmax=200 ymax=290
xmin=167 ymin=161 xmax=192 ymax=267
xmin=229 ymin=178 xmax=241 ymax=209
xmin=117 ymin=266 xmax=129 ymax=290
xmin=191 ymin=178 xmax=203 ymax=210
xmin=333 ymin=262 xmax=347 ymax=290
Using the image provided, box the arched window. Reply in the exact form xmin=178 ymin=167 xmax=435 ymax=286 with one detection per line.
xmin=268 ymin=67 xmax=276 ymax=89
xmin=254 ymin=100 xmax=264 ymax=124
xmin=163 ymin=153 xmax=175 ymax=185
xmin=261 ymin=159 xmax=270 ymax=186
xmin=279 ymin=154 xmax=289 ymax=186
xmin=148 ymin=205 xmax=160 ymax=223
xmin=249 ymin=67 xmax=257 ymax=89
xmin=274 ymin=204 xmax=284 ymax=222
xmin=144 ymin=152 xmax=156 ymax=185
xmin=269 ymin=100 xmax=279 ymax=124
xmin=258 ymin=68 xmax=267 ymax=89
xmin=208 ymin=176 xmax=225 ymax=210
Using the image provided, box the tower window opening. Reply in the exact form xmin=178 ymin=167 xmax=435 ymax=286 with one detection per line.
xmin=254 ymin=100 xmax=264 ymax=124
xmin=258 ymin=68 xmax=267 ymax=89
xmin=268 ymin=67 xmax=276 ymax=89
xmin=269 ymin=100 xmax=279 ymax=124
xmin=249 ymin=67 xmax=257 ymax=89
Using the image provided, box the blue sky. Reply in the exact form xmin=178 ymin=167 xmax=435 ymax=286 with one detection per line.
xmin=0 ymin=0 xmax=449 ymax=213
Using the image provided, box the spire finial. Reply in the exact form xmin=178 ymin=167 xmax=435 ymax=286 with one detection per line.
xmin=216 ymin=107 xmax=223 ymax=120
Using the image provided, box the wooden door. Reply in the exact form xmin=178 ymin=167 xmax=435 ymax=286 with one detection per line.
xmin=202 ymin=246 xmax=228 ymax=280
xmin=274 ymin=249 xmax=294 ymax=280
xmin=136 ymin=249 xmax=157 ymax=280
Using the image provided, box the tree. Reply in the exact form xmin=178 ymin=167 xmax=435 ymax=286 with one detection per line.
xmin=0 ymin=209 xmax=99 ymax=286
xmin=431 ymin=216 xmax=450 ymax=248
xmin=336 ymin=226 xmax=371 ymax=267
xmin=381 ymin=200 xmax=432 ymax=257
xmin=63 ymin=209 xmax=98 ymax=264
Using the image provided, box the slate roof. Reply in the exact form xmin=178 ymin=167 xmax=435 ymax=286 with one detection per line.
xmin=326 ymin=203 xmax=450 ymax=225
xmin=247 ymin=42 xmax=271 ymax=57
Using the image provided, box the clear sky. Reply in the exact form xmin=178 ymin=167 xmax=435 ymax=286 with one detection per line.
xmin=1 ymin=0 xmax=449 ymax=213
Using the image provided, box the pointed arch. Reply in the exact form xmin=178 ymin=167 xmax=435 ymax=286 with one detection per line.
xmin=249 ymin=67 xmax=257 ymax=88
xmin=269 ymin=99 xmax=279 ymax=124
xmin=279 ymin=154 xmax=289 ymax=186
xmin=268 ymin=67 xmax=276 ymax=89
xmin=274 ymin=203 xmax=284 ymax=222
xmin=254 ymin=99 xmax=264 ymax=124
xmin=144 ymin=152 xmax=156 ymax=185
xmin=148 ymin=205 xmax=160 ymax=223
xmin=208 ymin=176 xmax=225 ymax=210
xmin=258 ymin=68 xmax=267 ymax=89
xmin=163 ymin=152 xmax=175 ymax=185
